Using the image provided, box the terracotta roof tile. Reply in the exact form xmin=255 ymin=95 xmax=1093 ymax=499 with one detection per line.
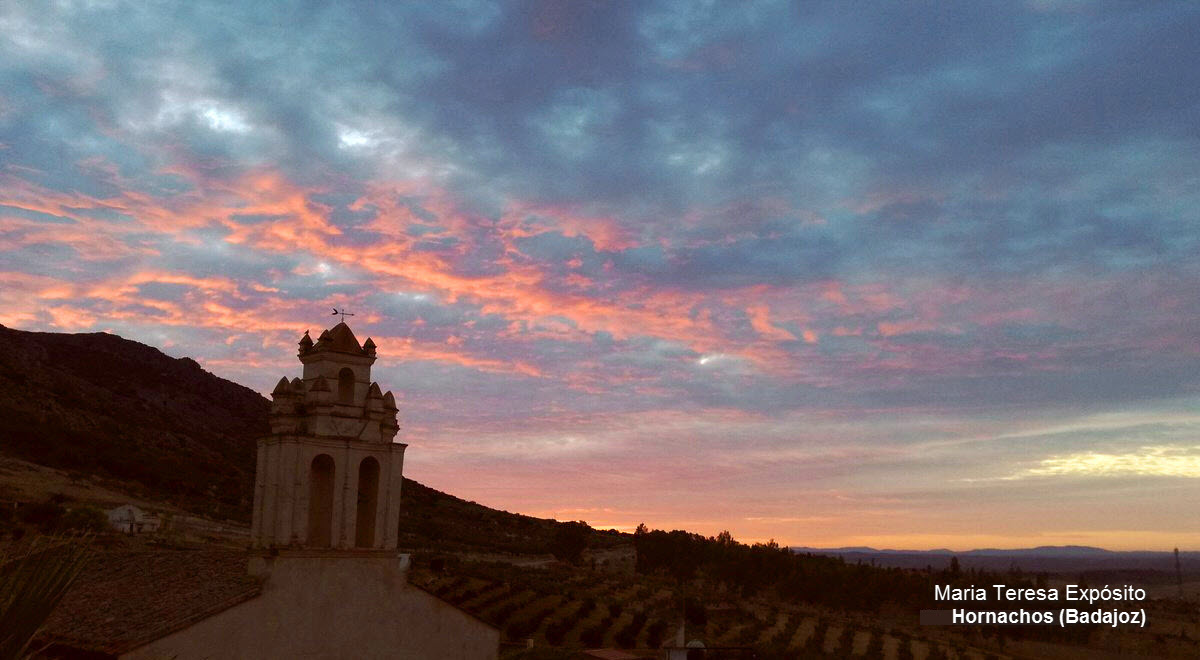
xmin=39 ymin=550 xmax=262 ymax=657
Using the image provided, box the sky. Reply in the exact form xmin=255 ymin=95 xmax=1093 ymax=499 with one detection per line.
xmin=2 ymin=1 xmax=1199 ymax=551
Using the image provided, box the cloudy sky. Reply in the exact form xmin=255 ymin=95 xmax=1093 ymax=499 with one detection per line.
xmin=3 ymin=1 xmax=1199 ymax=550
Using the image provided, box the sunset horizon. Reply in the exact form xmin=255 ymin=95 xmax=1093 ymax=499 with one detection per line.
xmin=4 ymin=2 xmax=1199 ymax=557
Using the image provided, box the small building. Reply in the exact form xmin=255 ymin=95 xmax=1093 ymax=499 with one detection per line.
xmin=106 ymin=504 xmax=161 ymax=534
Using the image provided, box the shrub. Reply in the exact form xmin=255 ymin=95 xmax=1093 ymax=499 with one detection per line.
xmin=550 ymin=521 xmax=590 ymax=564
xmin=486 ymin=600 xmax=513 ymax=624
xmin=644 ymin=619 xmax=670 ymax=648
xmin=579 ymin=617 xmax=611 ymax=647
xmin=805 ymin=619 xmax=828 ymax=654
xmin=505 ymin=616 xmax=538 ymax=640
xmin=19 ymin=501 xmax=65 ymax=533
xmin=544 ymin=617 xmax=572 ymax=645
xmin=505 ymin=602 xmax=558 ymax=641
xmin=60 ymin=507 xmax=109 ymax=533
xmin=828 ymin=625 xmax=849 ymax=656
xmin=683 ymin=596 xmax=706 ymax=627
xmin=764 ymin=613 xmax=797 ymax=650
xmin=864 ymin=630 xmax=885 ymax=658
xmin=614 ymin=611 xmax=648 ymax=648
xmin=545 ymin=600 xmax=590 ymax=646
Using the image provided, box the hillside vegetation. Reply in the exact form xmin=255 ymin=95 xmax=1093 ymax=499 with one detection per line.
xmin=0 ymin=324 xmax=613 ymax=555
xmin=0 ymin=324 xmax=265 ymax=520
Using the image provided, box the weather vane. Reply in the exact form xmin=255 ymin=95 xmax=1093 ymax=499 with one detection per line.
xmin=332 ymin=307 xmax=355 ymax=323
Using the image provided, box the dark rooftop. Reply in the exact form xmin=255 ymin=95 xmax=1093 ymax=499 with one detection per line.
xmin=39 ymin=550 xmax=262 ymax=657
xmin=313 ymin=322 xmax=366 ymax=356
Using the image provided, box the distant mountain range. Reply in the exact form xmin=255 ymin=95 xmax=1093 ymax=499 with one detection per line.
xmin=792 ymin=545 xmax=1200 ymax=573
xmin=795 ymin=545 xmax=1176 ymax=556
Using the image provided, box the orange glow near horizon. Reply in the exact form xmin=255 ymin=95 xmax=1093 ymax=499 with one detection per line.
xmin=4 ymin=2 xmax=1200 ymax=555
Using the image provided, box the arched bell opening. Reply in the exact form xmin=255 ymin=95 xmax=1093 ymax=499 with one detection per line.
xmin=355 ymin=456 xmax=380 ymax=548
xmin=307 ymin=454 xmax=336 ymax=547
xmin=337 ymin=367 xmax=355 ymax=404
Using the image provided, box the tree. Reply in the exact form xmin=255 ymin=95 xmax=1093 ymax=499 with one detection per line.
xmin=550 ymin=520 xmax=589 ymax=564
xmin=59 ymin=507 xmax=108 ymax=533
xmin=18 ymin=502 xmax=64 ymax=534
xmin=683 ymin=596 xmax=707 ymax=627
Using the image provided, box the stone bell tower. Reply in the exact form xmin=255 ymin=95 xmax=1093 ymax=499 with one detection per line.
xmin=134 ymin=322 xmax=500 ymax=660
xmin=250 ymin=322 xmax=406 ymax=550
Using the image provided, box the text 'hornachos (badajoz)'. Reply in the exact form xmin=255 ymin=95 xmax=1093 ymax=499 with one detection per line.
xmin=920 ymin=584 xmax=1148 ymax=627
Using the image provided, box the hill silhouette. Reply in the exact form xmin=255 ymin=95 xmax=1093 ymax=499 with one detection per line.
xmin=0 ymin=324 xmax=596 ymax=554
xmin=0 ymin=324 xmax=265 ymax=519
xmin=793 ymin=545 xmax=1200 ymax=574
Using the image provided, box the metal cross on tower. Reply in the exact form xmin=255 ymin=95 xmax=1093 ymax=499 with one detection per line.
xmin=331 ymin=307 xmax=355 ymax=323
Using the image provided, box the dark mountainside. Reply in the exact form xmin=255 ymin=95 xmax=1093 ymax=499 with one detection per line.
xmin=0 ymin=324 xmax=598 ymax=554
xmin=0 ymin=324 xmax=265 ymax=519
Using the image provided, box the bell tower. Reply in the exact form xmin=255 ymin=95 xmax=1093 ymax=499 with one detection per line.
xmin=251 ymin=322 xmax=406 ymax=550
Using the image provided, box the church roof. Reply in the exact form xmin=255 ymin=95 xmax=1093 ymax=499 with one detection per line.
xmin=311 ymin=322 xmax=367 ymax=356
xmin=40 ymin=550 xmax=498 ymax=657
xmin=38 ymin=550 xmax=263 ymax=657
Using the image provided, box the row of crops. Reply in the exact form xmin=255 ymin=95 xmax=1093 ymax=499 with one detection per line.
xmin=419 ymin=565 xmax=1004 ymax=659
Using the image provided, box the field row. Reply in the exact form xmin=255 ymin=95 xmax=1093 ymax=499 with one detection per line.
xmin=424 ymin=572 xmax=1004 ymax=660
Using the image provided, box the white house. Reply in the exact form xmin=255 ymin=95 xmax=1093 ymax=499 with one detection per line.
xmin=106 ymin=504 xmax=161 ymax=534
